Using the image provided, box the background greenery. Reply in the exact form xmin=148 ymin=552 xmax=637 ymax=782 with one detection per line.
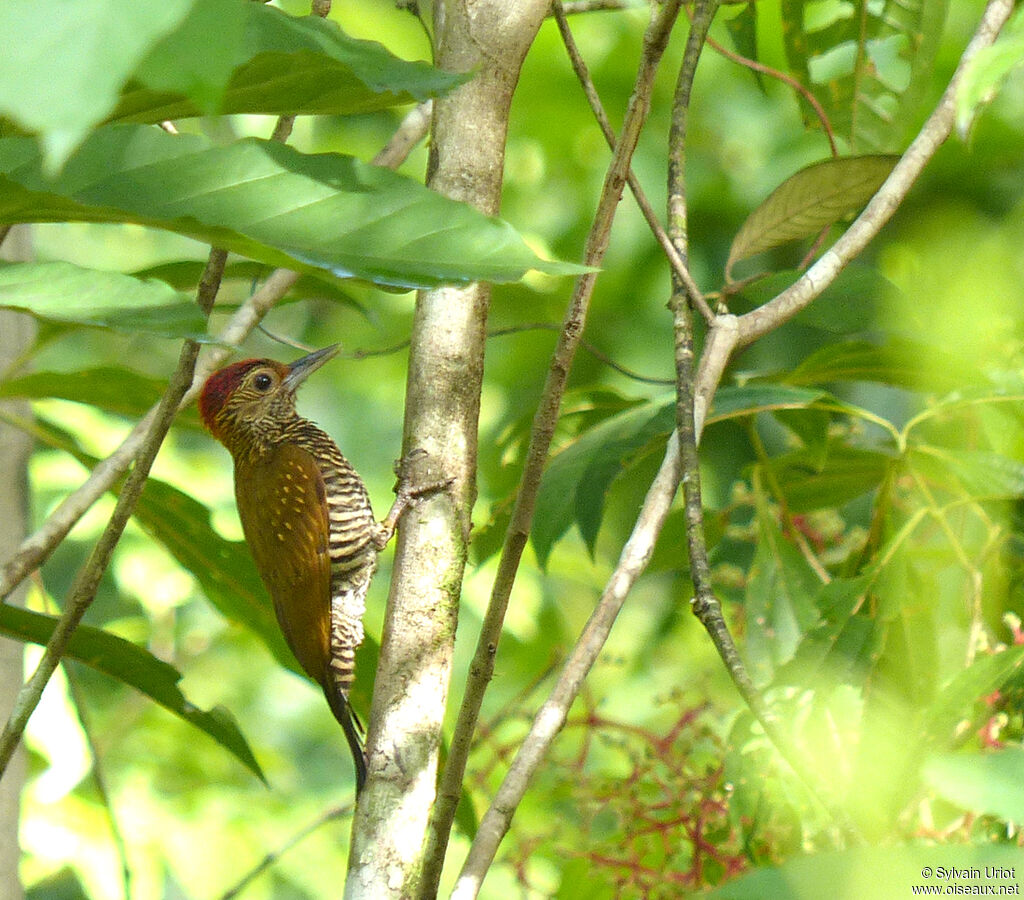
xmin=2 ymin=0 xmax=1024 ymax=897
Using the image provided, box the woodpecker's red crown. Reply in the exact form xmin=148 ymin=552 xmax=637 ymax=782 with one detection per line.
xmin=198 ymin=359 xmax=282 ymax=433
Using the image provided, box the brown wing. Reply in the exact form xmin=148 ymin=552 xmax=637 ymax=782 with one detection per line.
xmin=234 ymin=443 xmax=331 ymax=688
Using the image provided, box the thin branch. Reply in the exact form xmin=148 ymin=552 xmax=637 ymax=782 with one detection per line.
xmin=552 ymin=0 xmax=712 ymax=322
xmin=440 ymin=4 xmax=686 ymax=896
xmin=218 ymin=804 xmax=353 ymax=900
xmin=372 ymin=101 xmax=433 ymax=169
xmin=668 ymin=0 xmax=863 ymax=837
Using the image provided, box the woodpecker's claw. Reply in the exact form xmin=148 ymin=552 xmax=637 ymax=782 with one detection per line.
xmin=374 ymin=450 xmax=454 ymax=549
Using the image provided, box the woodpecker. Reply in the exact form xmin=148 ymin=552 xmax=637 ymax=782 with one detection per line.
xmin=198 ymin=345 xmax=393 ymax=791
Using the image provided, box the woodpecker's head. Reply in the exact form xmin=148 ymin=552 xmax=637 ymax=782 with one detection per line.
xmin=199 ymin=345 xmax=339 ymax=453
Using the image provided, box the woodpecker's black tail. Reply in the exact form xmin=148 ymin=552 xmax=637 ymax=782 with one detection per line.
xmin=325 ymin=685 xmax=368 ymax=793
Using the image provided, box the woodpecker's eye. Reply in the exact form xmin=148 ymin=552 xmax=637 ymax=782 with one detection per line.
xmin=253 ymin=372 xmax=274 ymax=392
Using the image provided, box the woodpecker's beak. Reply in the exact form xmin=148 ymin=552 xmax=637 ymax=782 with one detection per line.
xmin=284 ymin=344 xmax=340 ymax=391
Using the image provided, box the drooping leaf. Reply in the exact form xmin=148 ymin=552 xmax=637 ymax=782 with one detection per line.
xmin=727 ymin=155 xmax=898 ymax=273
xmin=924 ymin=747 xmax=1024 ymax=822
xmin=706 ymin=844 xmax=1024 ymax=900
xmin=0 ymin=603 xmax=264 ymax=781
xmin=766 ymin=444 xmax=894 ymax=512
xmin=782 ymin=338 xmax=987 ymax=393
xmin=0 ymin=125 xmax=581 ymax=289
xmin=0 ymin=0 xmax=196 ymax=169
xmin=0 ymin=261 xmax=208 ymax=339
xmin=532 ymin=396 xmax=675 ymax=567
xmin=908 ymin=446 xmax=1024 ymax=500
xmin=132 ymin=260 xmax=364 ymax=312
xmin=744 ymin=490 xmax=822 ymax=685
xmin=113 ymin=0 xmax=467 ymax=123
xmin=706 ymin=384 xmax=828 ymax=424
xmin=0 ymin=366 xmax=191 ymax=423
xmin=956 ymin=5 xmax=1024 ymax=136
xmin=779 ymin=0 xmax=948 ymax=152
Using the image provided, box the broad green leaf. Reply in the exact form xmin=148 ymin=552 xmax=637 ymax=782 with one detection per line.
xmin=0 ymin=603 xmax=264 ymax=781
xmin=133 ymin=260 xmax=364 ymax=312
xmin=774 ymin=575 xmax=881 ymax=691
xmin=924 ymin=747 xmax=1024 ymax=822
xmin=727 ymin=155 xmax=898 ymax=272
xmin=0 ymin=125 xmax=580 ymax=289
xmin=745 ymin=491 xmax=822 ymax=684
xmin=957 ymin=5 xmax=1024 ymax=136
xmin=0 ymin=261 xmax=208 ymax=339
xmin=532 ymin=397 xmax=675 ymax=567
xmin=0 ymin=0 xmax=196 ymax=170
xmin=918 ymin=644 xmax=1024 ymax=748
xmin=779 ymin=0 xmax=947 ymax=152
xmin=114 ymin=1 xmax=466 ymax=123
xmin=0 ymin=366 xmax=192 ymax=423
xmin=767 ymin=444 xmax=894 ymax=512
xmin=782 ymin=339 xmax=986 ymax=393
xmin=707 ymin=844 xmax=1024 ymax=900
xmin=706 ymin=384 xmax=827 ymax=424
xmin=908 ymin=446 xmax=1024 ymax=500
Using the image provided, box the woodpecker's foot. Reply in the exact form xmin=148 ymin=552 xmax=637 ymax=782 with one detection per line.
xmin=373 ymin=450 xmax=454 ymax=549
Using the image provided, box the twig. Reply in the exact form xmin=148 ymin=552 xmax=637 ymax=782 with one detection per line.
xmin=669 ymin=0 xmax=864 ymax=837
xmin=372 ymin=101 xmax=433 ymax=169
xmin=0 ymin=248 xmax=226 ymax=778
xmin=441 ymin=4 xmax=687 ymax=896
xmin=552 ymin=1 xmax=712 ymax=322
xmin=218 ymin=804 xmax=353 ymax=900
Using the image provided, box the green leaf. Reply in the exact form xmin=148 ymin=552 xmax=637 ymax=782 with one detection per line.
xmin=745 ymin=493 xmax=822 ymax=684
xmin=767 ymin=444 xmax=894 ymax=512
xmin=779 ymin=0 xmax=947 ymax=152
xmin=0 ymin=125 xmax=580 ymax=289
xmin=532 ymin=396 xmax=675 ymax=567
xmin=918 ymin=644 xmax=1024 ymax=749
xmin=0 ymin=603 xmax=264 ymax=781
xmin=727 ymin=155 xmax=898 ymax=272
xmin=924 ymin=747 xmax=1024 ymax=822
xmin=113 ymin=1 xmax=467 ymax=123
xmin=706 ymin=384 xmax=828 ymax=424
xmin=0 ymin=0 xmax=196 ymax=169
xmin=132 ymin=260 xmax=364 ymax=312
xmin=706 ymin=844 xmax=1024 ymax=900
xmin=782 ymin=338 xmax=987 ymax=393
xmin=956 ymin=5 xmax=1024 ymax=136
xmin=0 ymin=366 xmax=188 ymax=422
xmin=0 ymin=261 xmax=208 ymax=339
xmin=908 ymin=446 xmax=1024 ymax=500
xmin=774 ymin=575 xmax=881 ymax=691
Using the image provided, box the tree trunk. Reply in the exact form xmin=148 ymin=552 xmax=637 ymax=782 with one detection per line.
xmin=0 ymin=225 xmax=35 ymax=900
xmin=344 ymin=2 xmax=549 ymax=897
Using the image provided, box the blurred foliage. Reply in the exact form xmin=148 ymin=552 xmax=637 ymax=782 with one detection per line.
xmin=1 ymin=0 xmax=1024 ymax=898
